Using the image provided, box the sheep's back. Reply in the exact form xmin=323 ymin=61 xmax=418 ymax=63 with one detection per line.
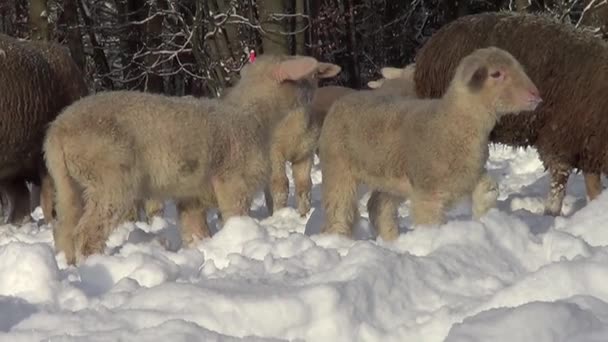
xmin=322 ymin=92 xmax=417 ymax=176
xmin=0 ymin=35 xmax=62 ymax=178
xmin=28 ymin=41 xmax=88 ymax=104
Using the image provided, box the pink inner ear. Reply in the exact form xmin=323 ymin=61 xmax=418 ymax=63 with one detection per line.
xmin=273 ymin=57 xmax=318 ymax=82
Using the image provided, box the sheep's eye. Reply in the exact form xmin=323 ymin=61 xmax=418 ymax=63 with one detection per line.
xmin=490 ymin=70 xmax=502 ymax=78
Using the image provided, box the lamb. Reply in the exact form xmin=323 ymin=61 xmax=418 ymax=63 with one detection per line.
xmin=264 ymin=85 xmax=353 ymax=217
xmin=0 ymin=34 xmax=85 ymax=225
xmin=41 ymin=94 xmax=210 ymax=227
xmin=43 ymin=54 xmax=341 ymax=264
xmin=264 ymin=63 xmax=419 ymax=217
xmin=413 ymin=11 xmax=608 ymax=216
xmin=318 ymin=47 xmax=542 ymax=240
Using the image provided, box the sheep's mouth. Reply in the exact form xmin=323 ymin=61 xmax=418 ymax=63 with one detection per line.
xmin=521 ymin=89 xmax=543 ymax=111
xmin=523 ymin=97 xmax=543 ymax=111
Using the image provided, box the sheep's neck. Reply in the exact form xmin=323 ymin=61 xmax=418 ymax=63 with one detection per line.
xmin=440 ymin=90 xmax=497 ymax=138
xmin=225 ymin=85 xmax=284 ymax=131
xmin=239 ymin=99 xmax=285 ymax=146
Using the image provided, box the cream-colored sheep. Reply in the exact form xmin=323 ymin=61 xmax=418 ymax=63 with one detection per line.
xmin=367 ymin=63 xmax=416 ymax=96
xmin=264 ymin=64 xmax=421 ymax=218
xmin=264 ymin=84 xmax=351 ymax=217
xmin=318 ymin=47 xmax=542 ymax=241
xmin=43 ymin=54 xmax=341 ymax=264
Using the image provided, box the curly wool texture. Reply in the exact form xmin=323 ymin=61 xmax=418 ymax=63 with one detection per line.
xmin=0 ymin=34 xmax=63 ymax=182
xmin=0 ymin=34 xmax=88 ymax=224
xmin=43 ymin=54 xmax=340 ymax=264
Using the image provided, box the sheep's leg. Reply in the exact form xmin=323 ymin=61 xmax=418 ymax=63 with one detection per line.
xmin=584 ymin=172 xmax=603 ymax=202
xmin=30 ymin=183 xmax=41 ymax=215
xmin=53 ymin=175 xmax=84 ymax=265
xmin=410 ymin=191 xmax=446 ymax=226
xmin=367 ymin=190 xmax=402 ymax=241
xmin=320 ymin=161 xmax=358 ymax=237
xmin=0 ymin=189 xmax=9 ymax=222
xmin=126 ymin=200 xmax=141 ymax=222
xmin=471 ymin=173 xmax=499 ymax=220
xmin=2 ymin=180 xmax=32 ymax=225
xmin=293 ymin=155 xmax=314 ymax=217
xmin=177 ymin=199 xmax=210 ymax=246
xmin=40 ymin=174 xmax=55 ymax=224
xmin=74 ymin=189 xmax=131 ymax=262
xmin=263 ymin=187 xmax=274 ymax=217
xmin=543 ymin=165 xmax=570 ymax=216
xmin=212 ymin=176 xmax=250 ymax=222
xmin=144 ymin=199 xmax=164 ymax=223
xmin=267 ymin=155 xmax=289 ymax=216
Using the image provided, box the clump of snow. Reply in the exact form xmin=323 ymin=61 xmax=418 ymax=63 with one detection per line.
xmin=445 ymin=296 xmax=608 ymax=342
xmin=0 ymin=145 xmax=608 ymax=341
xmin=0 ymin=242 xmax=60 ymax=304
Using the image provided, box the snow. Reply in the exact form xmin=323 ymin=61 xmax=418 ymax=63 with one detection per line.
xmin=1 ymin=145 xmax=608 ymax=341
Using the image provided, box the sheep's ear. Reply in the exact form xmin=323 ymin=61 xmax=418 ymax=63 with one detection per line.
xmin=380 ymin=67 xmax=404 ymax=80
xmin=459 ymin=55 xmax=488 ymax=91
xmin=272 ymin=57 xmax=319 ymax=82
xmin=316 ymin=63 xmax=342 ymax=79
xmin=467 ymin=66 xmax=488 ymax=91
xmin=367 ymin=80 xmax=383 ymax=89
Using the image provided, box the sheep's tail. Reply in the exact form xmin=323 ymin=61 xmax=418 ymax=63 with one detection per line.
xmin=42 ymin=124 xmax=82 ymax=226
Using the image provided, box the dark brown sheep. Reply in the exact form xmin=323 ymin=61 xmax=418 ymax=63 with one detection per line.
xmin=0 ymin=34 xmax=84 ymax=225
xmin=414 ymin=11 xmax=608 ymax=216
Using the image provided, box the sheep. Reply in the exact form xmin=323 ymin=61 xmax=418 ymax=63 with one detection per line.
xmin=30 ymin=40 xmax=89 ymax=224
xmin=264 ymin=84 xmax=353 ymax=217
xmin=43 ymin=54 xmax=341 ymax=264
xmin=0 ymin=38 xmax=89 ymax=226
xmin=413 ymin=11 xmax=608 ymax=216
xmin=42 ymin=98 xmax=235 ymax=228
xmin=0 ymin=33 xmax=80 ymax=225
xmin=264 ymin=63 xmax=419 ymax=217
xmin=318 ymin=47 xmax=542 ymax=241
xmin=367 ymin=63 xmax=416 ymax=95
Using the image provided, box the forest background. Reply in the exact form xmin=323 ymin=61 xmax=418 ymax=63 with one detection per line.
xmin=1 ymin=0 xmax=606 ymax=97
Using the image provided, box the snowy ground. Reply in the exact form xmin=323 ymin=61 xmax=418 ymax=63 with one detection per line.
xmin=1 ymin=145 xmax=608 ymax=342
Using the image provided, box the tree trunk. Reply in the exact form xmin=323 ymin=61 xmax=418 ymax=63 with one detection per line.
xmin=29 ymin=0 xmax=49 ymax=40
xmin=78 ymin=0 xmax=113 ymax=89
xmin=295 ymin=0 xmax=306 ymax=55
xmin=143 ymin=0 xmax=166 ymax=93
xmin=192 ymin=0 xmax=222 ymax=96
xmin=515 ymin=0 xmax=532 ymax=11
xmin=115 ymin=0 xmax=146 ymax=90
xmin=578 ymin=0 xmax=608 ymax=32
xmin=344 ymin=0 xmax=360 ymax=88
xmin=305 ymin=0 xmax=319 ymax=56
xmin=58 ymin=0 xmax=86 ymax=71
xmin=0 ymin=1 xmax=15 ymax=35
xmin=257 ymin=0 xmax=289 ymax=54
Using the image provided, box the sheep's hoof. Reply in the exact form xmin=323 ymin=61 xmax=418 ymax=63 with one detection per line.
xmin=298 ymin=206 xmax=311 ymax=218
xmin=321 ymin=224 xmax=353 ymax=238
xmin=378 ymin=228 xmax=399 ymax=242
xmin=297 ymin=194 xmax=311 ymax=217
xmin=542 ymin=207 xmax=561 ymax=217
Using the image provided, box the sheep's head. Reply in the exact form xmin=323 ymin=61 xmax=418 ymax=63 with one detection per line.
xmin=367 ymin=63 xmax=417 ymax=98
xmin=454 ymin=46 xmax=542 ymax=117
xmin=240 ymin=54 xmax=342 ymax=109
xmin=379 ymin=64 xmax=416 ymax=81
